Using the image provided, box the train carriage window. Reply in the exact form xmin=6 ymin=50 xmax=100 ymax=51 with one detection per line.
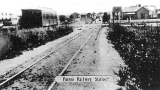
xmin=53 ymin=14 xmax=55 ymax=19
xmin=55 ymin=15 xmax=57 ymax=19
xmin=46 ymin=14 xmax=48 ymax=19
xmin=49 ymin=14 xmax=52 ymax=19
xmin=47 ymin=14 xmax=49 ymax=19
xmin=49 ymin=14 xmax=51 ymax=19
xmin=50 ymin=14 xmax=52 ymax=19
xmin=45 ymin=14 xmax=47 ymax=19
xmin=43 ymin=14 xmax=46 ymax=19
xmin=51 ymin=14 xmax=53 ymax=19
xmin=53 ymin=15 xmax=55 ymax=19
xmin=48 ymin=14 xmax=50 ymax=19
xmin=51 ymin=14 xmax=52 ymax=19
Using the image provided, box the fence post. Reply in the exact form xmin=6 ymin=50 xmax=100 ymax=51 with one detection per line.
xmin=158 ymin=23 xmax=159 ymax=39
xmin=138 ymin=24 xmax=139 ymax=32
xmin=150 ymin=24 xmax=151 ymax=31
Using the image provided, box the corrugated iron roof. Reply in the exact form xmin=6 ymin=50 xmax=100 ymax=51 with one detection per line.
xmin=22 ymin=6 xmax=56 ymax=13
xmin=122 ymin=6 xmax=141 ymax=12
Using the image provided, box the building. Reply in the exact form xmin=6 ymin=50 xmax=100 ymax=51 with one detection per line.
xmin=21 ymin=8 xmax=57 ymax=29
xmin=122 ymin=5 xmax=149 ymax=20
xmin=70 ymin=12 xmax=80 ymax=19
xmin=0 ymin=12 xmax=20 ymax=26
xmin=0 ymin=12 xmax=13 ymax=21
xmin=80 ymin=13 xmax=87 ymax=19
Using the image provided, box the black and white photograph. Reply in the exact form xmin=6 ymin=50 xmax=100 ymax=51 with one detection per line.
xmin=0 ymin=0 xmax=160 ymax=90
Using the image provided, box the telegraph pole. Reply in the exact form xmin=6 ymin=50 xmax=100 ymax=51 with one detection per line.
xmin=112 ymin=12 xmax=115 ymax=27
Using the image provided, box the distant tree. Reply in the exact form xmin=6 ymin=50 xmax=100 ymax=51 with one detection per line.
xmin=92 ymin=12 xmax=96 ymax=16
xmin=59 ymin=15 xmax=66 ymax=23
xmin=18 ymin=16 xmax=24 ymax=29
xmin=91 ymin=12 xmax=96 ymax=24
xmin=69 ymin=15 xmax=74 ymax=20
xmin=87 ymin=13 xmax=92 ymax=18
xmin=102 ymin=12 xmax=110 ymax=23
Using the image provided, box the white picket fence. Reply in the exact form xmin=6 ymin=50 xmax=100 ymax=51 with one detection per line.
xmin=111 ymin=19 xmax=160 ymax=23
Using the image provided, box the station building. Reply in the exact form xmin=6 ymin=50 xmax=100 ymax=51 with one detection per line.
xmin=122 ymin=5 xmax=149 ymax=20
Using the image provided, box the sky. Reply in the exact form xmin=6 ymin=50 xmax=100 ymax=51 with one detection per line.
xmin=0 ymin=0 xmax=160 ymax=15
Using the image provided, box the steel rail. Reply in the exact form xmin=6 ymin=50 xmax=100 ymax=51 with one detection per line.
xmin=0 ymin=29 xmax=87 ymax=88
xmin=47 ymin=27 xmax=100 ymax=90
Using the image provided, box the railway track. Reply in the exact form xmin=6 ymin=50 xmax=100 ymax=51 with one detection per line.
xmin=0 ymin=27 xmax=87 ymax=88
xmin=48 ymin=25 xmax=102 ymax=90
xmin=0 ymin=25 xmax=101 ymax=89
xmin=47 ymin=26 xmax=101 ymax=90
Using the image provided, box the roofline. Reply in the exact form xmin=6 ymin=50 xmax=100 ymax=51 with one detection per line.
xmin=71 ymin=12 xmax=80 ymax=15
xmin=136 ymin=7 xmax=150 ymax=12
xmin=123 ymin=7 xmax=150 ymax=13
xmin=123 ymin=11 xmax=137 ymax=13
xmin=21 ymin=9 xmax=41 ymax=11
xmin=21 ymin=8 xmax=56 ymax=13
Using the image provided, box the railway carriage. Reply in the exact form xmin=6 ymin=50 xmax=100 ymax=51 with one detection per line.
xmin=20 ymin=8 xmax=58 ymax=29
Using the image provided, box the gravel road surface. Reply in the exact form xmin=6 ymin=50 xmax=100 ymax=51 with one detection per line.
xmin=52 ymin=27 xmax=125 ymax=90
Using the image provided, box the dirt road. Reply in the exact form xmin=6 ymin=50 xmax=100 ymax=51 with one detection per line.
xmin=52 ymin=27 xmax=125 ymax=90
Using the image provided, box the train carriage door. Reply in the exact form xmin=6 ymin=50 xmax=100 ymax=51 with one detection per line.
xmin=49 ymin=14 xmax=51 ymax=25
xmin=43 ymin=14 xmax=45 ymax=20
xmin=42 ymin=14 xmax=45 ymax=26
xmin=45 ymin=14 xmax=48 ymax=26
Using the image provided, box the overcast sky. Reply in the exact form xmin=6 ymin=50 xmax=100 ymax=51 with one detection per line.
xmin=0 ymin=0 xmax=160 ymax=15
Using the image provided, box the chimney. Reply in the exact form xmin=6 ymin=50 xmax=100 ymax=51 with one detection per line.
xmin=137 ymin=4 xmax=141 ymax=7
